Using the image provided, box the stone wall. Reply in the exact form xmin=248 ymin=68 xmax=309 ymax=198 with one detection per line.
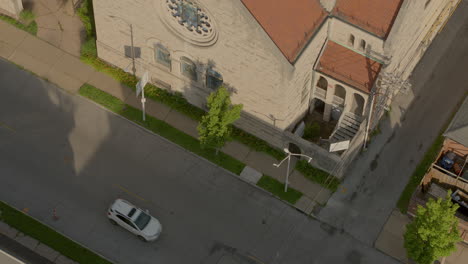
xmin=329 ymin=17 xmax=385 ymax=57
xmin=0 ymin=0 xmax=22 ymax=19
xmin=281 ymin=20 xmax=328 ymax=129
xmin=234 ymin=111 xmax=342 ymax=174
xmin=385 ymin=0 xmax=461 ymax=81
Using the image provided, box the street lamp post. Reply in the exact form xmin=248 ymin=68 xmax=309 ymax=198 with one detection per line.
xmin=273 ymin=148 xmax=313 ymax=192
xmin=109 ymin=15 xmax=136 ymax=77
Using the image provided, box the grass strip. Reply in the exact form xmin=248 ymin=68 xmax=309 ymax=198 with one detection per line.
xmin=0 ymin=14 xmax=37 ymax=35
xmin=396 ymin=135 xmax=444 ymax=213
xmin=257 ymin=175 xmax=303 ymax=204
xmin=396 ymin=92 xmax=468 ymax=213
xmin=79 ymin=51 xmax=286 ymax=160
xmin=295 ymin=160 xmax=341 ymax=192
xmin=0 ymin=201 xmax=111 ymax=264
xmin=79 ymin=84 xmax=245 ymax=175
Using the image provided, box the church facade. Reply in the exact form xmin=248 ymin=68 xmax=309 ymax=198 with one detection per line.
xmin=92 ymin=0 xmax=460 ymax=173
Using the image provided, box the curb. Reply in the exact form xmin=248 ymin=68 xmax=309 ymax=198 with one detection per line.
xmin=0 ymin=201 xmax=115 ymax=264
xmin=76 ymin=93 xmax=307 ymax=213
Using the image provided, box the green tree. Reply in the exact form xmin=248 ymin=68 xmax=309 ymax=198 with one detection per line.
xmin=197 ymin=86 xmax=242 ymax=154
xmin=404 ymin=191 xmax=461 ymax=264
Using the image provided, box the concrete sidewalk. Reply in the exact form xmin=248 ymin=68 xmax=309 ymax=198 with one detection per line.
xmin=23 ymin=0 xmax=85 ymax=57
xmin=375 ymin=209 xmax=468 ymax=264
xmin=0 ymin=20 xmax=329 ymax=212
xmin=0 ymin=221 xmax=77 ymax=264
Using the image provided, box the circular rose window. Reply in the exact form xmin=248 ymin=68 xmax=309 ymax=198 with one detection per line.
xmin=158 ymin=0 xmax=218 ymax=46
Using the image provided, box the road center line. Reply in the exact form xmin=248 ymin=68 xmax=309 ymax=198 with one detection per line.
xmin=113 ymin=184 xmax=147 ymax=202
xmin=0 ymin=122 xmax=15 ymax=132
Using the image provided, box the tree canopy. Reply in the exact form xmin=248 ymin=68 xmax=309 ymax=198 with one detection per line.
xmin=197 ymin=86 xmax=242 ymax=152
xmin=404 ymin=191 xmax=461 ymax=264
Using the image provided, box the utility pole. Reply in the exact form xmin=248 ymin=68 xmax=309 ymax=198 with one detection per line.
xmin=109 ymin=15 xmax=136 ymax=76
xmin=129 ymin=24 xmax=136 ymax=77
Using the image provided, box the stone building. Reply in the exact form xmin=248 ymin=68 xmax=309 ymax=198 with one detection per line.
xmin=92 ymin=0 xmax=461 ymax=174
xmin=0 ymin=0 xmax=23 ymax=19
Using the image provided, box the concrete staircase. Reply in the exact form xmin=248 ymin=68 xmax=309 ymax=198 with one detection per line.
xmin=330 ymin=112 xmax=363 ymax=142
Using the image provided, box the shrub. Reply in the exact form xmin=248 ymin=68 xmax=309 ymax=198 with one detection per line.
xmin=303 ymin=122 xmax=321 ymax=141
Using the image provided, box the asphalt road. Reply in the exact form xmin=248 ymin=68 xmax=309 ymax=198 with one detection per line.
xmin=318 ymin=0 xmax=468 ymax=246
xmin=0 ymin=60 xmax=398 ymax=263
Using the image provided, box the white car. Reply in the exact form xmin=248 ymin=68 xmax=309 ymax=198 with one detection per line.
xmin=107 ymin=199 xmax=162 ymax=242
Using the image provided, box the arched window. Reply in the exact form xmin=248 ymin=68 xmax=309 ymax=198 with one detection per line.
xmin=154 ymin=44 xmax=171 ymax=69
xmin=180 ymin=56 xmax=197 ymax=81
xmin=317 ymin=76 xmax=328 ymax=90
xmin=360 ymin=39 xmax=366 ymax=51
xmin=348 ymin=34 xmax=355 ymax=47
xmin=206 ymin=68 xmax=223 ymax=89
xmin=352 ymin=93 xmax=365 ymax=115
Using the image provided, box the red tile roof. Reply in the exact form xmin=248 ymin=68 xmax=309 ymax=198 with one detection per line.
xmin=333 ymin=0 xmax=403 ymax=38
xmin=316 ymin=41 xmax=382 ymax=93
xmin=241 ymin=0 xmax=327 ymax=63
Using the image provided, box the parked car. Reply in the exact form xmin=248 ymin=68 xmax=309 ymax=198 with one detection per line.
xmin=107 ymin=199 xmax=162 ymax=242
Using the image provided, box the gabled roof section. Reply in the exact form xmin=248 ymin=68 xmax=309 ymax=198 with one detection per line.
xmin=333 ymin=0 xmax=403 ymax=38
xmin=316 ymin=41 xmax=382 ymax=93
xmin=444 ymin=96 xmax=468 ymax=147
xmin=241 ymin=0 xmax=327 ymax=63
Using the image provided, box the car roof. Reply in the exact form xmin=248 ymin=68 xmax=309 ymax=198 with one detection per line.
xmin=111 ymin=199 xmax=135 ymax=216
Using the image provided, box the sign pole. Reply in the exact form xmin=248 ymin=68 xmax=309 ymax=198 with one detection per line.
xmin=141 ymin=85 xmax=146 ymax=121
xmin=136 ymin=71 xmax=149 ymax=122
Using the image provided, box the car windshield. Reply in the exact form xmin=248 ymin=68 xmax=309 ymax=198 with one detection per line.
xmin=134 ymin=211 xmax=151 ymax=230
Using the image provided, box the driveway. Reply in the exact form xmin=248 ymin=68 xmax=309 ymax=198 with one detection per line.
xmin=0 ymin=58 xmax=398 ymax=264
xmin=318 ymin=0 xmax=468 ymax=246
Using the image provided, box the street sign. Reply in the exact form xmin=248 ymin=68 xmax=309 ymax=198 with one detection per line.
xmin=329 ymin=140 xmax=350 ymax=152
xmin=136 ymin=71 xmax=149 ymax=97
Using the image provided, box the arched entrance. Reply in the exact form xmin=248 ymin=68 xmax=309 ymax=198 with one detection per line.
xmin=313 ymin=98 xmax=325 ymax=114
xmin=350 ymin=93 xmax=365 ymax=115
xmin=334 ymin=85 xmax=346 ymax=106
xmin=317 ymin=76 xmax=328 ymax=90
xmin=331 ymin=85 xmax=346 ymax=121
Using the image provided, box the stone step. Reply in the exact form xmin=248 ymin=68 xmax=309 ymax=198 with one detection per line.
xmin=337 ymin=127 xmax=356 ymax=138
xmin=344 ymin=112 xmax=363 ymax=123
xmin=340 ymin=119 xmax=360 ymax=131
xmin=335 ymin=129 xmax=353 ymax=140
xmin=332 ymin=132 xmax=347 ymax=141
